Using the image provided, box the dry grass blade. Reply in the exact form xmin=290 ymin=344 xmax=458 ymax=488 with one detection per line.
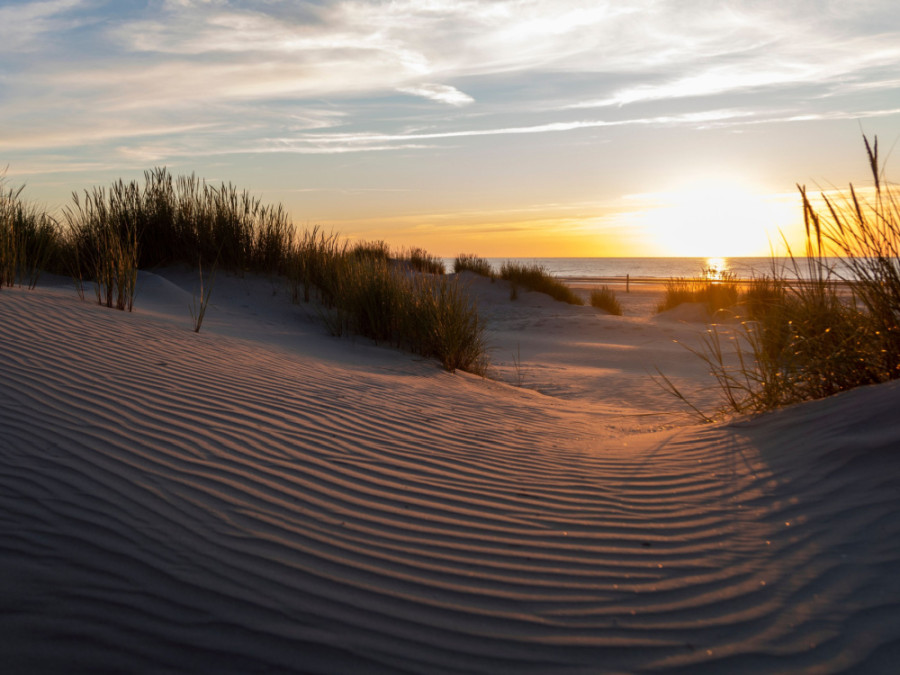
xmin=189 ymin=259 xmax=216 ymax=333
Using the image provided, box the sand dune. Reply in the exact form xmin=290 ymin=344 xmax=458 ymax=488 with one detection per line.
xmin=2 ymin=273 xmax=899 ymax=673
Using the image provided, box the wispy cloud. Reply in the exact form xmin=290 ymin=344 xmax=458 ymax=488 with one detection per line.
xmin=248 ymin=109 xmax=754 ymax=154
xmin=4 ymin=0 xmax=899 ymax=232
xmin=8 ymin=1 xmax=900 ymax=134
xmin=398 ymin=84 xmax=474 ymax=107
xmin=0 ymin=0 xmax=89 ymax=52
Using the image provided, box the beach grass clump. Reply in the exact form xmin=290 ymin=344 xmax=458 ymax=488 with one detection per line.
xmin=325 ymin=257 xmax=407 ymax=343
xmin=285 ymin=226 xmax=348 ymax=304
xmin=677 ymin=279 xmax=879 ymax=416
xmin=66 ymin=168 xmax=295 ymax=275
xmin=409 ymin=274 xmax=487 ymax=373
xmin=499 ymin=261 xmax=583 ymax=305
xmin=350 ymin=239 xmax=391 ymax=262
xmin=454 ymin=253 xmax=494 ymax=278
xmin=65 ymin=184 xmax=140 ymax=311
xmin=590 ymin=286 xmax=623 ymax=315
xmin=403 ymin=247 xmax=445 ymax=275
xmin=804 ymin=136 xmax=900 ymax=375
xmin=58 ymin=168 xmax=299 ymax=308
xmin=740 ymin=275 xmax=786 ymax=320
xmin=656 ymin=275 xmax=740 ymax=315
xmin=286 ymin=233 xmax=487 ymax=374
xmin=672 ymin=136 xmax=900 ymax=416
xmin=314 ymin=253 xmax=487 ymax=374
xmin=0 ymin=179 xmax=60 ymax=290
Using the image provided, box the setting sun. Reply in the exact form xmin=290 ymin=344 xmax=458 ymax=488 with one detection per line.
xmin=4 ymin=2 xmax=900 ymax=672
xmin=626 ymin=181 xmax=798 ymax=257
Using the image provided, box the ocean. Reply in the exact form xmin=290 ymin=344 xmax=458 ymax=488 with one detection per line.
xmin=444 ymin=257 xmax=855 ymax=281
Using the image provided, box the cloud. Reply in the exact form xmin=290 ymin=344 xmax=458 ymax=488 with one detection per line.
xmin=0 ymin=120 xmax=217 ymax=151
xmin=13 ymin=1 xmax=900 ymax=115
xmin=0 ymin=0 xmax=91 ymax=52
xmin=4 ymin=0 xmax=900 ymax=177
xmin=243 ymin=109 xmax=754 ymax=155
xmin=398 ymin=84 xmax=474 ymax=107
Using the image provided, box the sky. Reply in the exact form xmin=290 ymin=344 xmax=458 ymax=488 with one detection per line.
xmin=2 ymin=0 xmax=899 ymax=257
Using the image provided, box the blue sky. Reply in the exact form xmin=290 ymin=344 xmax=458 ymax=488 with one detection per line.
xmin=3 ymin=0 xmax=899 ymax=256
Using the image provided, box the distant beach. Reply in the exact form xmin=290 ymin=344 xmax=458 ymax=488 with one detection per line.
xmin=445 ymin=256 xmax=860 ymax=281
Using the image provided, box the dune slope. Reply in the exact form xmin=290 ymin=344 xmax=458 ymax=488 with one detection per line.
xmin=1 ymin=282 xmax=899 ymax=674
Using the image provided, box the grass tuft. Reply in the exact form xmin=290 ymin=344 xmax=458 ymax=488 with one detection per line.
xmin=500 ymin=261 xmax=583 ymax=305
xmin=350 ymin=239 xmax=391 ymax=262
xmin=403 ymin=247 xmax=445 ymax=275
xmin=286 ymin=234 xmax=487 ymax=374
xmin=454 ymin=253 xmax=494 ymax=278
xmin=667 ymin=135 xmax=900 ymax=417
xmin=0 ymin=177 xmax=60 ymax=290
xmin=87 ymin=168 xmax=295 ymax=274
xmin=656 ymin=274 xmax=740 ymax=316
xmin=65 ymin=184 xmax=140 ymax=311
xmin=590 ymin=286 xmax=623 ymax=315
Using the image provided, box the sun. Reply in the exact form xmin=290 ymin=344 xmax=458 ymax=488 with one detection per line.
xmin=629 ymin=180 xmax=797 ymax=257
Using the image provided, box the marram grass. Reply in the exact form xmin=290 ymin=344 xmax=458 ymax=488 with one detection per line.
xmin=0 ymin=177 xmax=59 ymax=290
xmin=499 ymin=261 xmax=583 ymax=305
xmin=590 ymin=286 xmax=623 ymax=315
xmin=454 ymin=253 xmax=494 ymax=279
xmin=664 ymin=136 xmax=900 ymax=418
xmin=1 ymin=168 xmax=489 ymax=374
xmin=656 ymin=274 xmax=739 ymax=316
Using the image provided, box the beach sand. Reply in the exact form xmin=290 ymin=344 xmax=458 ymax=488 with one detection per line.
xmin=2 ymin=270 xmax=899 ymax=673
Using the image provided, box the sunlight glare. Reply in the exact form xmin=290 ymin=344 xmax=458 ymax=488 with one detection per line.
xmin=630 ymin=180 xmax=796 ymax=257
xmin=704 ymin=257 xmax=728 ymax=279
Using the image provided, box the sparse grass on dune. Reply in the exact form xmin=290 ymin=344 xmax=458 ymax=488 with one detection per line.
xmin=805 ymin=135 xmax=900 ymax=376
xmin=590 ymin=286 xmax=623 ymax=315
xmin=350 ymin=239 xmax=391 ymax=262
xmin=454 ymin=253 xmax=494 ymax=278
xmin=314 ymin=255 xmax=487 ymax=374
xmin=417 ymin=275 xmax=487 ymax=373
xmin=286 ymin=226 xmax=347 ymax=304
xmin=656 ymin=274 xmax=739 ymax=316
xmin=500 ymin=261 xmax=583 ymax=305
xmin=65 ymin=185 xmax=140 ymax=311
xmin=403 ymin=247 xmax=445 ymax=275
xmin=150 ymin=168 xmax=294 ymax=273
xmin=740 ymin=275 xmax=786 ymax=321
xmin=55 ymin=168 xmax=298 ymax=311
xmin=0 ymin=166 xmax=488 ymax=373
xmin=282 ymin=230 xmax=486 ymax=373
xmin=66 ymin=169 xmax=295 ymax=275
xmin=0 ymin=177 xmax=60 ymax=290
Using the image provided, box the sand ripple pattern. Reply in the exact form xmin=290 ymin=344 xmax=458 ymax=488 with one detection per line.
xmin=2 ymin=289 xmax=900 ymax=674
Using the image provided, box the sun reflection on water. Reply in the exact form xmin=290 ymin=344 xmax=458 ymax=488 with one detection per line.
xmin=703 ymin=257 xmax=729 ymax=279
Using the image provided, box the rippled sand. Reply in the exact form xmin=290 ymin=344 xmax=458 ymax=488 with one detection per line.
xmin=2 ymin=271 xmax=898 ymax=673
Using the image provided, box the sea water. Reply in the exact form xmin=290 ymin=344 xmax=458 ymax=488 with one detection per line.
xmin=443 ymin=257 xmax=855 ymax=280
